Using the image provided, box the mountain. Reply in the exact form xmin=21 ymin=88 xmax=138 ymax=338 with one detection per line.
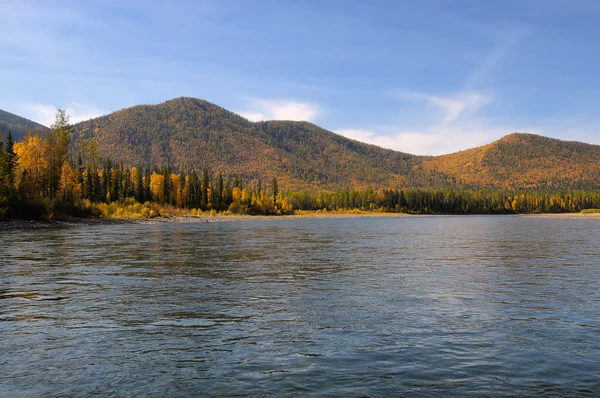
xmin=0 ymin=109 xmax=49 ymax=140
xmin=44 ymin=96 xmax=600 ymax=191
xmin=72 ymin=97 xmax=419 ymax=190
xmin=419 ymin=133 xmax=600 ymax=190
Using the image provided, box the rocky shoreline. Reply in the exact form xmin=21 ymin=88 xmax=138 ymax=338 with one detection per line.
xmin=2 ymin=212 xmax=600 ymax=229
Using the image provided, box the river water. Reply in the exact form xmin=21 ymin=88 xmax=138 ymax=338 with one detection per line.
xmin=1 ymin=216 xmax=599 ymax=396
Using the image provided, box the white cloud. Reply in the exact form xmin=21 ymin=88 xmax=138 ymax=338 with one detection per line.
xmin=398 ymin=91 xmax=491 ymax=126
xmin=237 ymin=98 xmax=320 ymax=122
xmin=342 ymin=29 xmax=525 ymax=155
xmin=390 ymin=129 xmax=500 ymax=155
xmin=23 ymin=104 xmax=57 ymax=127
xmin=22 ymin=102 xmax=108 ymax=127
xmin=335 ymin=129 xmax=377 ymax=143
xmin=336 ymin=125 xmax=509 ymax=156
xmin=336 ymin=91 xmax=510 ymax=155
xmin=427 ymin=92 xmax=491 ymax=125
xmin=237 ymin=111 xmax=267 ymax=122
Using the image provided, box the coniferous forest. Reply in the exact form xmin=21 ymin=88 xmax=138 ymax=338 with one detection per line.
xmin=2 ymin=110 xmax=600 ymax=220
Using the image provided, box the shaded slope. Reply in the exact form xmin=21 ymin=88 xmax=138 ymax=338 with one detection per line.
xmin=0 ymin=109 xmax=49 ymax=140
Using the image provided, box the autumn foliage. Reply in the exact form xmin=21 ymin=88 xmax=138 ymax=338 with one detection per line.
xmin=3 ymin=109 xmax=600 ymax=220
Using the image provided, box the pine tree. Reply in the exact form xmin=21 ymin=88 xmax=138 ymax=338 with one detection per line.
xmin=271 ymin=177 xmax=278 ymax=207
xmin=216 ymin=172 xmax=224 ymax=210
xmin=0 ymin=138 xmax=6 ymax=195
xmin=135 ymin=168 xmax=144 ymax=203
xmin=5 ymin=130 xmax=16 ymax=189
xmin=201 ymin=168 xmax=209 ymax=210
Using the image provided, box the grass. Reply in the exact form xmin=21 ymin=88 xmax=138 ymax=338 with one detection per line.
xmin=580 ymin=208 xmax=600 ymax=214
xmin=85 ymin=199 xmax=209 ymax=219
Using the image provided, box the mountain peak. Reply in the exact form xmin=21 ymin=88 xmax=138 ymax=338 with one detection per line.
xmin=163 ymin=97 xmax=214 ymax=107
xmin=4 ymin=98 xmax=600 ymax=191
xmin=497 ymin=132 xmax=544 ymax=143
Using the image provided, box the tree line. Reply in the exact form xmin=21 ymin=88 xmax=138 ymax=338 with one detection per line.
xmin=2 ymin=110 xmax=600 ymax=220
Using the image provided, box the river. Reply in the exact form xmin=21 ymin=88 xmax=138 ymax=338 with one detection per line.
xmin=1 ymin=216 xmax=599 ymax=396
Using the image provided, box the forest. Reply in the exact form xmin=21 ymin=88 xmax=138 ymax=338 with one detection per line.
xmin=2 ymin=110 xmax=600 ymax=220
xmin=69 ymin=97 xmax=600 ymax=192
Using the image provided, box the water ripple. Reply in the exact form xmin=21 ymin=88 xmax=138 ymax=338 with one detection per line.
xmin=0 ymin=216 xmax=599 ymax=396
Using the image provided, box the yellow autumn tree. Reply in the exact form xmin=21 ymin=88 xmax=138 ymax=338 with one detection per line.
xmin=149 ymin=172 xmax=165 ymax=203
xmin=14 ymin=134 xmax=47 ymax=199
xmin=59 ymin=161 xmax=77 ymax=202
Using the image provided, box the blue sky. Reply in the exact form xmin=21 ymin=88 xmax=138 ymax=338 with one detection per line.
xmin=1 ymin=0 xmax=600 ymax=155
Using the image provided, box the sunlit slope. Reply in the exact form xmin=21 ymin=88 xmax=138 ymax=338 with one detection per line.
xmin=72 ymin=97 xmax=418 ymax=190
xmin=69 ymin=98 xmax=600 ymax=191
xmin=420 ymin=133 xmax=600 ymax=190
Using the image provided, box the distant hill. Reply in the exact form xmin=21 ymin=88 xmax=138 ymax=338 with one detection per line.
xmin=0 ymin=109 xmax=49 ymax=140
xmin=419 ymin=133 xmax=600 ymax=190
xmin=0 ymin=96 xmax=591 ymax=192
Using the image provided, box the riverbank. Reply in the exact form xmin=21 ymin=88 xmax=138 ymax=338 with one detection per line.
xmin=519 ymin=213 xmax=600 ymax=220
xmin=3 ymin=211 xmax=600 ymax=229
xmin=0 ymin=212 xmax=416 ymax=229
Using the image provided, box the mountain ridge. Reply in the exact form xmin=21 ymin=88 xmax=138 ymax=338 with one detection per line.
xmin=0 ymin=109 xmax=49 ymax=140
xmin=2 ymin=97 xmax=600 ymax=191
xmin=71 ymin=97 xmax=419 ymax=190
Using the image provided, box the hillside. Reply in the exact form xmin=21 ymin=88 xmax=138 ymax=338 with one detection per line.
xmin=0 ymin=109 xmax=49 ymax=140
xmin=72 ymin=97 xmax=419 ymax=190
xmin=420 ymin=133 xmax=600 ymax=190
xmin=49 ymin=96 xmax=600 ymax=191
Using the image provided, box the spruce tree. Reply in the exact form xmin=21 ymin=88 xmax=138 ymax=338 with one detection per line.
xmin=0 ymin=138 xmax=5 ymax=195
xmin=201 ymin=168 xmax=209 ymax=210
xmin=5 ymin=130 xmax=16 ymax=188
xmin=216 ymin=172 xmax=224 ymax=210
xmin=271 ymin=177 xmax=278 ymax=206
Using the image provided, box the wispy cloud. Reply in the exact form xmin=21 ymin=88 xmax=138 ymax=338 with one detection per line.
xmin=336 ymin=126 xmax=504 ymax=156
xmin=335 ymin=89 xmax=500 ymax=155
xmin=237 ymin=98 xmax=320 ymax=122
xmin=465 ymin=28 xmax=524 ymax=90
xmin=22 ymin=102 xmax=108 ymax=127
xmin=400 ymin=91 xmax=492 ymax=126
xmin=336 ymin=29 xmax=525 ymax=155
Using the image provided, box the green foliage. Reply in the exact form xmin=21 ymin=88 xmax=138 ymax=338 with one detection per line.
xmin=4 ymin=101 xmax=600 ymax=220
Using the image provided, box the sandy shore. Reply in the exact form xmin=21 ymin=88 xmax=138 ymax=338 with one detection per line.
xmin=519 ymin=213 xmax=600 ymax=220
xmin=3 ymin=212 xmax=600 ymax=229
xmin=0 ymin=212 xmax=415 ymax=229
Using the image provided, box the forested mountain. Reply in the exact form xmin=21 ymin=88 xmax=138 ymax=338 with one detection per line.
xmin=0 ymin=109 xmax=49 ymax=140
xmin=72 ymin=97 xmax=418 ymax=190
xmin=419 ymin=133 xmax=600 ymax=190
xmin=8 ymin=96 xmax=597 ymax=192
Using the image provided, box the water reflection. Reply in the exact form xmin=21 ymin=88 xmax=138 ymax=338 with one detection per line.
xmin=0 ymin=216 xmax=599 ymax=396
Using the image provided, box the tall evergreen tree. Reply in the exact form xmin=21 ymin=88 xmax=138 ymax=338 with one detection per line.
xmin=5 ymin=130 xmax=16 ymax=189
xmin=271 ymin=177 xmax=278 ymax=206
xmin=201 ymin=168 xmax=209 ymax=210
xmin=216 ymin=172 xmax=224 ymax=210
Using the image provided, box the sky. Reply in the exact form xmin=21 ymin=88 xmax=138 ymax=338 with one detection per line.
xmin=1 ymin=0 xmax=600 ymax=155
